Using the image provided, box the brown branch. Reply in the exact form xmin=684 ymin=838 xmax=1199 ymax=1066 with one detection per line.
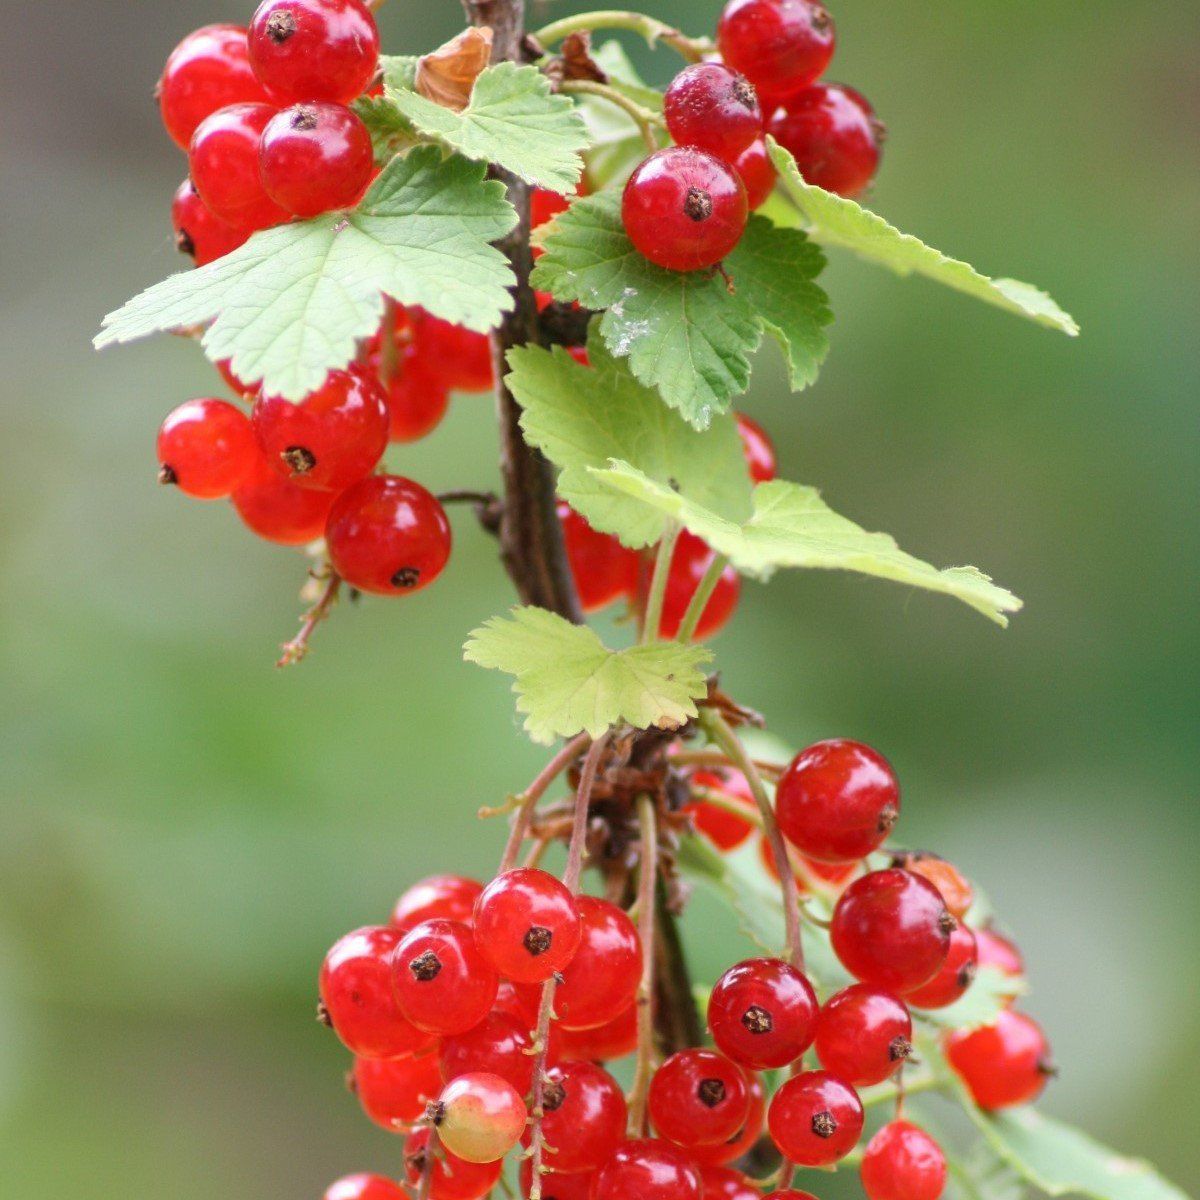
xmin=626 ymin=793 xmax=658 ymax=1135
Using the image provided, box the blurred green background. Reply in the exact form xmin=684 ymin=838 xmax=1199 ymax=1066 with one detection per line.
xmin=1 ymin=0 xmax=1197 ymax=1194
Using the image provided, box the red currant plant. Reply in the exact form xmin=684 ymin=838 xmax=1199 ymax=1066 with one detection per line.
xmin=96 ymin=2 xmax=1184 ymax=1200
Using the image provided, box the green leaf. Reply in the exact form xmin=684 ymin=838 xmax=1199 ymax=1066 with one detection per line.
xmin=353 ymin=92 xmax=418 ymax=162
xmin=95 ymin=148 xmax=515 ymax=401
xmin=578 ymin=41 xmax=665 ymax=189
xmin=915 ymin=966 xmax=1028 ymax=1031
xmin=464 ymin=606 xmax=712 ymax=745
xmin=532 ymin=194 xmax=831 ymax=429
xmin=505 ymin=337 xmax=753 ymax=548
xmin=384 ymin=62 xmax=588 ymax=191
xmin=591 ymin=467 xmax=1023 ymax=625
xmin=766 ymin=140 xmax=1078 ymax=336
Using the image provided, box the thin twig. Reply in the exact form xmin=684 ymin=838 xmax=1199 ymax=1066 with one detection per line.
xmin=626 ymin=792 xmax=659 ymax=1135
xmin=671 ymin=749 xmax=786 ymax=778
xmin=277 ymin=570 xmax=342 ymax=668
xmin=437 ymin=490 xmax=500 ymax=508
xmin=414 ymin=1125 xmax=438 ymax=1200
xmin=498 ymin=732 xmax=592 ymax=873
xmin=558 ymin=79 xmax=661 ymax=154
xmin=533 ymin=10 xmax=711 ymax=62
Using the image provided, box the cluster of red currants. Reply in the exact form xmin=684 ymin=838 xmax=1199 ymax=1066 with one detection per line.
xmin=622 ymin=0 xmax=884 ymax=273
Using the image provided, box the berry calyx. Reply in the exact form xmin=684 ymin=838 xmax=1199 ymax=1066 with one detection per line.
xmin=707 ymin=957 xmax=818 ymax=1070
xmin=558 ymin=502 xmax=640 ymax=613
xmin=248 ymin=0 xmax=380 ymax=106
xmin=664 ymin=63 xmax=763 ymax=165
xmin=814 ymin=984 xmax=913 ymax=1086
xmin=717 ymin=0 xmax=835 ymax=100
xmin=157 ymin=398 xmax=257 ymax=499
xmin=555 ymin=896 xmax=641 ymax=1030
xmin=171 ymin=180 xmax=251 ymax=266
xmin=691 ymin=1072 xmax=765 ymax=1166
xmin=592 ymin=1139 xmax=704 ymax=1200
xmin=433 ymin=1072 xmax=528 ymax=1164
xmin=648 ymin=1048 xmax=751 ymax=1148
xmin=352 ymin=1051 xmax=442 ymax=1130
xmin=736 ymin=413 xmax=777 ymax=483
xmin=830 ymin=869 xmax=954 ymax=994
xmin=231 ymin=452 xmax=337 ymax=543
xmin=904 ymin=921 xmax=978 ymax=1009
xmin=472 ymin=867 xmax=582 ymax=984
xmin=623 ymin=147 xmax=749 ymax=272
xmin=768 ymin=84 xmax=884 ymax=199
xmin=944 ymin=1009 xmax=1054 ymax=1110
xmin=325 ymin=475 xmax=453 ymax=596
xmin=391 ymin=918 xmax=499 ymax=1035
xmin=259 ymin=102 xmax=374 ymax=217
xmin=527 ymin=1061 xmax=627 ymax=1172
xmin=767 ymin=1069 xmax=863 ymax=1166
xmin=189 ymin=102 xmax=286 ymax=231
xmin=324 ymin=1174 xmax=407 ymax=1200
xmin=861 ymin=1121 xmax=947 ymax=1200
xmin=440 ymin=1011 xmax=555 ymax=1095
xmin=392 ymin=875 xmax=484 ymax=931
xmin=732 ymin=139 xmax=777 ymax=209
xmin=404 ymin=1126 xmax=501 ymax=1200
xmin=646 ymin=529 xmax=742 ymax=640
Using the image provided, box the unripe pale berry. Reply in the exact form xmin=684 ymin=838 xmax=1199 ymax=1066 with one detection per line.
xmin=434 ymin=1072 xmax=528 ymax=1164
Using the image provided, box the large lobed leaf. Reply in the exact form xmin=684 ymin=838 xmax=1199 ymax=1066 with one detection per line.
xmin=464 ymin=606 xmax=712 ymax=745
xmin=95 ymin=148 xmax=516 ymax=400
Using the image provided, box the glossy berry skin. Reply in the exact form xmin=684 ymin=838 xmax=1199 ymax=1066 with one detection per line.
xmin=189 ymin=103 xmax=286 ymax=230
xmin=732 ymin=139 xmax=777 ymax=209
xmin=392 ymin=875 xmax=483 ymax=932
xmin=592 ymin=1139 xmax=704 ymax=1200
xmin=216 ymin=358 xmax=256 ymax=399
xmin=707 ymin=957 xmax=818 ymax=1070
xmin=157 ymin=398 xmax=256 ymax=499
xmin=248 ymin=0 xmax=380 ymax=106
xmin=251 ymin=368 xmax=388 ymax=492
xmin=701 ymin=1167 xmax=759 ymax=1200
xmin=472 ymin=868 xmax=582 ymax=984
xmin=763 ymin=1194 xmax=819 ymax=1200
xmin=436 ymin=1072 xmax=527 ymax=1164
xmin=558 ymin=1002 xmax=638 ymax=1062
xmin=319 ymin=926 xmax=431 ymax=1058
xmin=831 ymin=869 xmax=954 ymax=994
xmin=692 ymin=1072 xmax=764 ymax=1166
xmin=768 ymin=1070 xmax=863 ymax=1167
xmin=492 ymin=979 xmax=543 ymax=1028
xmin=326 ymin=475 xmax=453 ymax=596
xmin=684 ymin=769 xmax=756 ymax=851
xmin=352 ymin=1051 xmax=442 ymax=1129
xmin=158 ymin=25 xmax=270 ymax=149
xmin=815 ymin=984 xmax=912 ymax=1086
xmin=759 ymin=837 xmax=858 ymax=888
xmin=172 ymin=180 xmax=251 ymax=266
xmin=736 ymin=413 xmax=777 ymax=483
xmin=717 ymin=0 xmax=835 ymax=100
xmin=664 ymin=63 xmax=763 ymax=164
xmin=409 ymin=312 xmax=495 ymax=393
xmin=518 ymin=1163 xmax=594 ymax=1200
xmin=404 ymin=1126 xmax=501 ymax=1200
xmin=231 ymin=453 xmax=336 ymax=543
xmin=944 ymin=1009 xmax=1052 ymax=1110
xmin=260 ymin=102 xmax=374 ymax=217
xmin=861 ymin=1121 xmax=947 ymax=1200
xmin=529 ymin=1061 xmax=627 ymax=1172
xmin=555 ymin=896 xmax=641 ymax=1030
xmin=623 ymin=148 xmax=748 ymax=272
xmin=558 ymin=502 xmax=639 ymax=613
xmin=325 ymin=1174 xmax=407 ymax=1200
xmin=392 ymin=919 xmax=499 ymax=1035
xmin=775 ymin=738 xmax=900 ymax=862
xmin=649 ymin=529 xmax=742 ymax=640
xmin=649 ymin=1049 xmax=751 ymax=1147
xmin=374 ymin=342 xmax=451 ymax=443
xmin=896 ymin=853 xmax=974 ymax=921
xmin=975 ymin=928 xmax=1025 ymax=1004
xmin=440 ymin=1011 xmax=555 ymax=1095
xmin=769 ymin=85 xmax=884 ymax=199
xmin=905 ymin=922 xmax=978 ymax=1009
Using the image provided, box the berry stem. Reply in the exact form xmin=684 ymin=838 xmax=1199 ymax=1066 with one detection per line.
xmin=675 ymin=552 xmax=730 ymax=643
xmin=414 ymin=1124 xmax=438 ymax=1200
xmin=557 ymin=80 xmax=661 ymax=154
xmin=277 ymin=568 xmax=342 ymax=668
xmin=671 ymin=748 xmax=786 ymax=778
xmin=691 ymin=784 xmax=766 ymax=827
xmin=627 ymin=791 xmax=659 ymax=1136
xmin=640 ymin=522 xmax=681 ymax=642
xmin=532 ymin=10 xmax=711 ymax=62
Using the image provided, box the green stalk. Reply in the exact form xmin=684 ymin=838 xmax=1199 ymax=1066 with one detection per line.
xmin=675 ymin=552 xmax=729 ymax=643
xmin=640 ymin=522 xmax=681 ymax=643
xmin=532 ymin=10 xmax=711 ymax=61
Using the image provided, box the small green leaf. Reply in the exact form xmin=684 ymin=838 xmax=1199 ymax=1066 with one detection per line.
xmin=464 ymin=606 xmax=712 ymax=745
xmin=353 ymin=92 xmax=418 ymax=162
xmin=590 ymin=467 xmax=1022 ymax=625
xmin=385 ymin=62 xmax=588 ymax=191
xmin=766 ymin=140 xmax=1078 ymax=336
xmin=532 ymin=194 xmax=831 ymax=429
xmin=916 ymin=966 xmax=1028 ymax=1031
xmin=505 ymin=336 xmax=753 ymax=547
xmin=96 ymin=148 xmax=515 ymax=400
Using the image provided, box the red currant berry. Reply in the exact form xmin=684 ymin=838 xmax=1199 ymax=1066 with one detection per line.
xmin=319 ymin=926 xmax=431 ymax=1058
xmin=717 ymin=0 xmax=835 ymax=100
xmin=157 ymin=398 xmax=256 ymax=499
xmin=408 ymin=311 xmax=495 ymax=393
xmin=248 ymin=0 xmax=380 ymax=106
xmin=189 ymin=102 xmax=287 ymax=230
xmin=231 ymin=452 xmax=336 ymax=543
xmin=975 ymin=927 xmax=1024 ymax=1004
xmin=649 ymin=1049 xmax=751 ymax=1148
xmin=440 ymin=1011 xmax=557 ymax=1094
xmin=757 ymin=836 xmax=856 ymax=889
xmin=764 ymin=1194 xmax=819 ymax=1200
xmin=732 ymin=138 xmax=777 ymax=209
xmin=768 ymin=85 xmax=884 ymax=199
xmin=775 ymin=738 xmax=900 ymax=863
xmin=707 ymin=957 xmax=818 ymax=1070
xmin=172 ymin=180 xmax=251 ymax=266
xmin=404 ymin=1126 xmax=501 ymax=1200
xmin=664 ymin=63 xmax=763 ymax=164
xmin=373 ymin=342 xmax=451 ymax=443
xmin=472 ymin=868 xmax=582 ymax=984
xmin=647 ymin=529 xmax=741 ymax=640
xmin=326 ymin=475 xmax=453 ymax=596
xmin=895 ymin=853 xmax=974 ymax=921
xmin=558 ymin=1002 xmax=639 ymax=1062
xmin=623 ymin=147 xmax=748 ymax=272
xmin=692 ymin=1073 xmax=765 ymax=1166
xmin=251 ymin=368 xmax=388 ymax=492
xmin=814 ymin=984 xmax=912 ymax=1086
xmin=259 ymin=102 xmax=374 ymax=217
xmin=593 ymin=1139 xmax=703 ymax=1200
xmin=325 ymin=1174 xmax=407 ymax=1200
xmin=352 ymin=1050 xmax=443 ymax=1130
xmin=905 ymin=922 xmax=978 ymax=1010
xmin=736 ymin=413 xmax=777 ymax=483
xmin=555 ymin=896 xmax=641 ymax=1030
xmin=493 ymin=979 xmax=543 ymax=1028
xmin=558 ymin=502 xmax=640 ymax=613
xmin=216 ymin=359 xmax=256 ymax=399
xmin=700 ymin=1167 xmax=759 ymax=1200
xmin=392 ymin=919 xmax=498 ymax=1035
xmin=768 ymin=1070 xmax=863 ymax=1166
xmin=159 ymin=25 xmax=270 ymax=149
xmin=944 ymin=1009 xmax=1053 ymax=1110
xmin=518 ymin=1163 xmax=594 ymax=1200
xmin=831 ymin=869 xmax=955 ymax=994
xmin=531 ymin=188 xmax=571 ymax=228
xmin=392 ymin=875 xmax=484 ymax=931
xmin=435 ymin=1072 xmax=527 ymax=1164
xmin=529 ymin=1061 xmax=627 ymax=1172
xmin=684 ymin=769 xmax=756 ymax=851
xmin=861 ymin=1121 xmax=947 ymax=1200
